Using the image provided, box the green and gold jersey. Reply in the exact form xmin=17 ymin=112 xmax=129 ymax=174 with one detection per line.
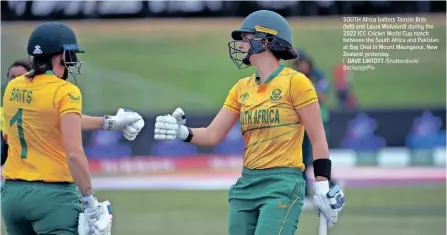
xmin=223 ymin=65 xmax=318 ymax=170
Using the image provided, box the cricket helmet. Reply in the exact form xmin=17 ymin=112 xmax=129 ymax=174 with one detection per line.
xmin=228 ymin=10 xmax=297 ymax=69
xmin=27 ymin=21 xmax=85 ymax=75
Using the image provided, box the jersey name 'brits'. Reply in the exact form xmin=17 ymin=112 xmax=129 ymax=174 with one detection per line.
xmin=2 ymin=72 xmax=82 ymax=182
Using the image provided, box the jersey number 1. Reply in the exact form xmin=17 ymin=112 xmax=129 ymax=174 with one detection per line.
xmin=10 ymin=108 xmax=27 ymax=159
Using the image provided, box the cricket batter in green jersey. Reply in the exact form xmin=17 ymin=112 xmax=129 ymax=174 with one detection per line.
xmin=153 ymin=10 xmax=346 ymax=235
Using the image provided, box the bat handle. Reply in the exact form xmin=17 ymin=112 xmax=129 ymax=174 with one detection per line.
xmin=319 ymin=213 xmax=328 ymax=235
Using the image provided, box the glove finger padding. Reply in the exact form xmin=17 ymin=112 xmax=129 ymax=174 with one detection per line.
xmin=154 ymin=121 xmax=179 ymax=130
xmin=78 ymin=213 xmax=90 ymax=235
xmin=123 ymin=119 xmax=145 ymax=141
xmin=154 ymin=134 xmax=176 ymax=140
xmin=127 ymin=113 xmax=143 ymax=124
xmin=313 ymin=184 xmax=345 ymax=228
xmin=314 ymin=194 xmax=329 ymax=213
xmin=154 ymin=129 xmax=176 ymax=135
xmin=154 ymin=115 xmax=180 ymax=140
xmin=92 ymin=201 xmax=113 ymax=235
xmin=155 ymin=115 xmax=178 ymax=124
xmin=124 ymin=121 xmax=144 ymax=135
xmin=123 ymin=133 xmax=137 ymax=141
xmin=172 ymin=108 xmax=186 ymax=125
xmin=313 ymin=194 xmax=331 ymax=221
xmin=131 ymin=119 xmax=145 ymax=131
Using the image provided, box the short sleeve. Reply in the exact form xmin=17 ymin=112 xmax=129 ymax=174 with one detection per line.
xmin=54 ymin=83 xmax=83 ymax=116
xmin=291 ymin=73 xmax=319 ymax=110
xmin=222 ymin=82 xmax=240 ymax=114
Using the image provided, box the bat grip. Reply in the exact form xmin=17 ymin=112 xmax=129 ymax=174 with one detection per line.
xmin=319 ymin=213 xmax=327 ymax=235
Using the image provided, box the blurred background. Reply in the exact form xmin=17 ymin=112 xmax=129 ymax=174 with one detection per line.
xmin=1 ymin=1 xmax=446 ymax=235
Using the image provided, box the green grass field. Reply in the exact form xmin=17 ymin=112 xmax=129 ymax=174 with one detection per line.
xmin=2 ymin=15 xmax=446 ymax=115
xmin=1 ymin=185 xmax=446 ymax=235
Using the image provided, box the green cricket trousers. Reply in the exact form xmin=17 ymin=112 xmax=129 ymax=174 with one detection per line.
xmin=1 ymin=180 xmax=82 ymax=235
xmin=228 ymin=167 xmax=306 ymax=235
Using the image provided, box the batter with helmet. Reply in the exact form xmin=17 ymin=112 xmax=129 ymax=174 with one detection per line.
xmin=154 ymin=10 xmax=346 ymax=235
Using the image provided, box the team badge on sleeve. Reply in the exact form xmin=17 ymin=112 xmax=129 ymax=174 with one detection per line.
xmin=67 ymin=93 xmax=81 ymax=103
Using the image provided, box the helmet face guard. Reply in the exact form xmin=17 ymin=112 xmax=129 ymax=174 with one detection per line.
xmin=63 ymin=44 xmax=84 ymax=75
xmin=228 ymin=26 xmax=278 ymax=69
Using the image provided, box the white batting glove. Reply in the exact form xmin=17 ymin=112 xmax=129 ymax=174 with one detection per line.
xmin=154 ymin=108 xmax=189 ymax=140
xmin=80 ymin=195 xmax=113 ymax=235
xmin=92 ymin=201 xmax=112 ymax=235
xmin=103 ymin=108 xmax=145 ymax=141
xmin=313 ymin=181 xmax=346 ymax=228
xmin=172 ymin=107 xmax=186 ymax=125
xmin=78 ymin=212 xmax=112 ymax=235
xmin=78 ymin=213 xmax=90 ymax=235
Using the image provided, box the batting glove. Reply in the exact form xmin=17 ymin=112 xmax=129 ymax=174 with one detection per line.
xmin=78 ymin=212 xmax=90 ymax=235
xmin=80 ymin=195 xmax=113 ymax=235
xmin=102 ymin=108 xmax=145 ymax=141
xmin=154 ymin=108 xmax=188 ymax=140
xmin=313 ymin=181 xmax=346 ymax=228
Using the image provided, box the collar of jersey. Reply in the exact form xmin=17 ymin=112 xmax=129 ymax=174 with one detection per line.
xmin=44 ymin=70 xmax=55 ymax=75
xmin=28 ymin=70 xmax=55 ymax=75
xmin=255 ymin=65 xmax=284 ymax=85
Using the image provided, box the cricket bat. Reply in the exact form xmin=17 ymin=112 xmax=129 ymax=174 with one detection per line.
xmin=318 ymin=213 xmax=327 ymax=235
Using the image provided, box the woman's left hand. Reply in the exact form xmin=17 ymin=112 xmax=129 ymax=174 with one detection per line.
xmin=313 ymin=181 xmax=346 ymax=228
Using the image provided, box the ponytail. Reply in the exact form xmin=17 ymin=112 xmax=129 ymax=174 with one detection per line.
xmin=25 ymin=55 xmax=54 ymax=80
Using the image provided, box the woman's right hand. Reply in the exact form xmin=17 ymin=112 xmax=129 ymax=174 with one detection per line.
xmin=154 ymin=108 xmax=188 ymax=141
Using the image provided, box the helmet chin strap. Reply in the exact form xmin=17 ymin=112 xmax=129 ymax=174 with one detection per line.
xmin=62 ymin=67 xmax=69 ymax=80
xmin=60 ymin=58 xmax=69 ymax=80
xmin=242 ymin=56 xmax=251 ymax=65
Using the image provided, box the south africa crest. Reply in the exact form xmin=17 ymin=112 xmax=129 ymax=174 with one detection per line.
xmin=270 ymin=88 xmax=282 ymax=103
